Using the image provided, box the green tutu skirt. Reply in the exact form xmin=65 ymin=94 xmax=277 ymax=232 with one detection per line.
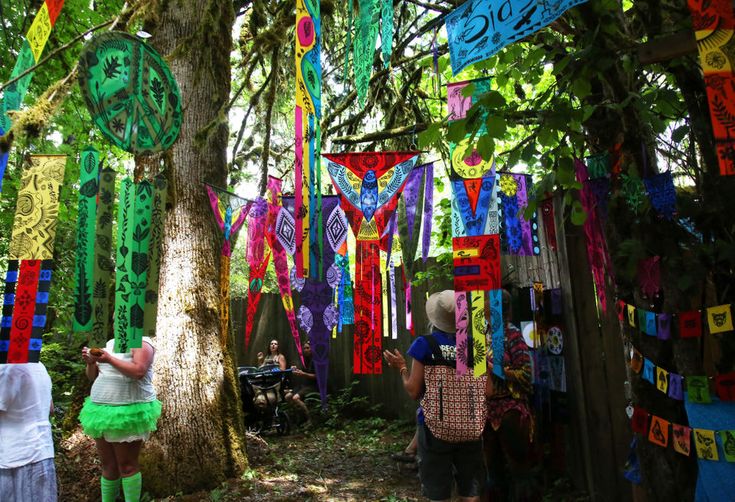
xmin=79 ymin=398 xmax=162 ymax=440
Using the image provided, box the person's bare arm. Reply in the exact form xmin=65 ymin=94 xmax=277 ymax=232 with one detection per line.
xmin=88 ymin=342 xmax=155 ymax=380
xmin=278 ymin=354 xmax=287 ymax=370
xmin=82 ymin=347 xmax=99 ymax=382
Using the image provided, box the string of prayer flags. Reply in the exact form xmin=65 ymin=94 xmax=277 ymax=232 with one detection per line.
xmin=73 ymin=147 xmax=101 ymax=333
xmin=245 ymin=198 xmax=270 ymax=348
xmin=206 ymin=183 xmax=251 ymax=344
xmin=649 ymin=415 xmax=670 ymax=448
xmin=687 ymin=0 xmax=735 ymax=175
xmin=0 ymin=0 xmax=65 ymax=134
xmin=680 ymin=310 xmax=703 ymax=338
xmin=444 ymin=0 xmax=587 ymax=75
xmin=716 ymin=373 xmax=735 ymax=401
xmin=295 ymin=0 xmax=322 ymax=279
xmin=78 ymin=32 xmax=183 ymax=155
xmin=266 ymin=177 xmax=304 ymax=365
xmin=325 ymin=151 xmax=420 ymax=374
xmin=618 ymin=299 xmax=735 ymax=338
xmin=669 ymin=373 xmax=684 ymax=401
xmin=91 ymin=168 xmax=116 ymax=346
xmin=575 ymin=158 xmax=614 ymax=313
xmin=673 ymin=424 xmax=692 ymax=456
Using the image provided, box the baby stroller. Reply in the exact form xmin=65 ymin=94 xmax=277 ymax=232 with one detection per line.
xmin=238 ymin=365 xmax=292 ymax=435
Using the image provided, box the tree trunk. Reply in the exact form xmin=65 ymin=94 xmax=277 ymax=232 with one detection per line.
xmin=138 ymin=1 xmax=247 ymax=496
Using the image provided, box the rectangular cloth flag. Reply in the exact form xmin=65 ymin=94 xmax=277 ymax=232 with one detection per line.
xmin=90 ymin=168 xmax=116 ymax=347
xmin=687 ymin=0 xmax=735 ymax=175
xmin=295 ymin=0 xmax=322 ymax=279
xmin=444 ymin=0 xmax=587 ymax=75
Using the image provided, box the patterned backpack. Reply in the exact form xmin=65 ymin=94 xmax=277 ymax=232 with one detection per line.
xmin=420 ymin=335 xmax=488 ymax=443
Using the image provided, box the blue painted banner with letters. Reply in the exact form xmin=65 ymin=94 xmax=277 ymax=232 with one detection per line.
xmin=445 ymin=0 xmax=588 ymax=75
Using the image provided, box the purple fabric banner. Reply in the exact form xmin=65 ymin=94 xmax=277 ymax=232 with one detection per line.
xmin=299 ymin=279 xmax=335 ymax=406
xmin=422 ymin=162 xmax=434 ymax=262
xmin=403 ymin=166 xmax=424 ymax=240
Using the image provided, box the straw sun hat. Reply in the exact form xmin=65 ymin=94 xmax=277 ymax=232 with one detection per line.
xmin=425 ymin=289 xmax=456 ymax=334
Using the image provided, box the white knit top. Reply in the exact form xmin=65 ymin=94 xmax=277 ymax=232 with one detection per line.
xmin=89 ymin=337 xmax=156 ymax=405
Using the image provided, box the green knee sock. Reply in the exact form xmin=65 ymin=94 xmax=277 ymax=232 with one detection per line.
xmin=101 ymin=476 xmax=121 ymax=502
xmin=121 ymin=472 xmax=142 ymax=502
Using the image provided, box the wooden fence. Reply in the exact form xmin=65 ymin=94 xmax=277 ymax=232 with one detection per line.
xmin=231 ymin=195 xmax=633 ymax=501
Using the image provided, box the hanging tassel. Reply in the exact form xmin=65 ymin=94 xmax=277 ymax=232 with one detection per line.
xmin=422 ymin=162 xmax=434 ymax=262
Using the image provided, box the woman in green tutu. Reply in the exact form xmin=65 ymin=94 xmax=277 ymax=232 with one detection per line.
xmin=79 ymin=337 xmax=161 ymax=502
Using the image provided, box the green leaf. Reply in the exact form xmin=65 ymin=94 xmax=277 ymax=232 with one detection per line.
xmin=556 ymin=158 xmax=575 ymax=186
xmin=572 ymin=78 xmax=592 ymax=99
xmin=477 ymin=135 xmax=495 ymax=161
xmin=523 ymin=199 xmax=538 ymax=221
xmin=461 ymin=83 xmax=476 ymax=97
xmin=447 ymin=121 xmax=466 ymax=143
xmin=418 ymin=122 xmax=441 ymax=149
xmin=486 ymin=117 xmax=507 ymax=138
xmin=570 ymin=200 xmax=587 ymax=225
xmin=479 ymin=91 xmax=506 ymax=109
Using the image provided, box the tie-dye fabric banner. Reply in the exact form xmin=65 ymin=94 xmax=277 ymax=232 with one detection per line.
xmin=444 ymin=0 xmax=587 ymax=75
xmin=0 ymin=0 xmax=65 ymax=134
xmin=688 ymin=0 xmax=735 ymax=175
xmin=73 ymin=147 xmax=100 ymax=333
xmin=9 ymin=155 xmax=66 ymax=260
xmin=295 ymin=0 xmax=322 ymax=278
xmin=325 ymin=151 xmax=420 ymax=374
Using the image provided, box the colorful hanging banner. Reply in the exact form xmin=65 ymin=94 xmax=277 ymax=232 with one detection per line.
xmin=0 ymin=0 xmax=65 ymax=134
xmin=325 ymin=151 xmax=420 ymax=374
xmin=688 ymin=0 xmax=735 ymax=175
xmin=422 ymin=162 xmax=434 ymax=262
xmin=91 ymin=168 xmax=116 ymax=347
xmin=354 ymin=0 xmax=380 ymax=106
xmin=206 ymin=183 xmax=251 ymax=344
xmin=575 ymin=158 xmax=614 ymax=313
xmin=381 ymin=0 xmax=394 ymax=68
xmin=707 ymin=304 xmax=734 ymax=334
xmin=444 ymin=0 xmax=588 ymax=75
xmin=73 ymin=147 xmax=100 ymax=333
xmin=397 ymin=164 xmax=426 ymax=281
xmin=78 ymin=32 xmax=183 ymax=155
xmin=539 ymin=198 xmax=557 ymax=251
xmin=9 ymin=155 xmax=66 ymax=260
xmin=143 ymin=175 xmax=167 ymax=339
xmin=295 ymin=0 xmax=322 ymax=279
xmin=498 ymin=173 xmax=540 ymax=256
xmin=266 ymin=176 xmax=304 ymax=365
xmin=245 ymin=198 xmax=270 ymax=348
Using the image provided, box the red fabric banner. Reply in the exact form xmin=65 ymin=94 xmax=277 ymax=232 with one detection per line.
xmin=7 ymin=260 xmax=41 ymax=363
xmin=452 ymin=234 xmax=501 ymax=292
xmin=353 ymin=240 xmax=383 ymax=374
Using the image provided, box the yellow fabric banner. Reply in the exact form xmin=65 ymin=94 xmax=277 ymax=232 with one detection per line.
xmin=9 ymin=155 xmax=66 ymax=259
xmin=26 ymin=3 xmax=52 ymax=63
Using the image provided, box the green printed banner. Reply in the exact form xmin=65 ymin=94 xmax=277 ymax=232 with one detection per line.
xmin=91 ymin=168 xmax=116 ymax=347
xmin=0 ymin=40 xmax=36 ymax=133
xmin=129 ymin=181 xmax=152 ymax=346
xmin=143 ymin=175 xmax=167 ymax=338
xmin=114 ymin=178 xmax=135 ymax=353
xmin=73 ymin=146 xmax=100 ymax=332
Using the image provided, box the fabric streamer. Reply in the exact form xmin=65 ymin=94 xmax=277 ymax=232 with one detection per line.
xmin=0 ymin=0 xmax=65 ymax=134
xmin=637 ymin=256 xmax=661 ymax=299
xmin=354 ymin=0 xmax=381 ymax=107
xmin=381 ymin=0 xmax=394 ymax=68
xmin=298 ymin=279 xmax=336 ymax=406
xmin=444 ymin=0 xmax=588 ymax=75
xmin=9 ymin=155 xmax=66 ymax=260
xmin=325 ymin=151 xmax=420 ymax=374
xmin=685 ymin=397 xmax=735 ymax=498
xmin=295 ymin=0 xmax=322 ymax=278
xmin=422 ymin=163 xmax=434 ymax=262
xmin=388 ymin=259 xmax=398 ymax=339
xmin=91 ymin=168 xmax=116 ymax=347
xmin=539 ymin=198 xmax=557 ymax=251
xmin=113 ymin=180 xmax=153 ymax=353
xmin=574 ymin=158 xmax=614 ymax=313
xmin=497 ymin=174 xmax=540 ymax=256
xmin=343 ymin=0 xmax=353 ymax=83
xmin=687 ymin=0 xmax=735 ymax=175
xmin=143 ymin=176 xmax=168 ymax=339
xmin=77 ymin=32 xmax=182 ymax=155
xmin=245 ymin=198 xmax=271 ymax=347
xmin=398 ymin=163 xmax=427 ymax=282
xmin=266 ymin=176 xmax=304 ymax=365
xmin=73 ymin=147 xmax=100 ymax=333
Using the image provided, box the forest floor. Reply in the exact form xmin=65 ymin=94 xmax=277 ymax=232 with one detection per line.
xmin=57 ymin=413 xmax=590 ymax=501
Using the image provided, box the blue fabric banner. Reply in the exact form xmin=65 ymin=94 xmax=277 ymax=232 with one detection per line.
xmin=445 ymin=0 xmax=588 ymax=75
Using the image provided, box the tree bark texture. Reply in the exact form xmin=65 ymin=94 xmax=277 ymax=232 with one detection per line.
xmin=139 ymin=1 xmax=247 ymax=496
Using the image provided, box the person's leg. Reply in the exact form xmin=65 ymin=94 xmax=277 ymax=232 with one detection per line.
xmin=452 ymin=439 xmax=486 ymax=502
xmin=497 ymin=410 xmax=539 ymax=502
xmin=292 ymin=393 xmax=311 ymax=423
xmin=391 ymin=429 xmax=418 ymax=462
xmin=482 ymin=424 xmax=508 ymax=501
xmin=96 ymin=438 xmax=121 ymax=502
xmin=416 ymin=424 xmax=453 ymax=502
xmin=112 ymin=440 xmax=143 ymax=502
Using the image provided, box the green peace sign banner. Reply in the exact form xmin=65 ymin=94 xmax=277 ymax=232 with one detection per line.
xmin=78 ymin=32 xmax=182 ymax=155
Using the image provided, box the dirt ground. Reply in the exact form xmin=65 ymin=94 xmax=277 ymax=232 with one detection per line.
xmin=57 ymin=418 xmax=421 ymax=501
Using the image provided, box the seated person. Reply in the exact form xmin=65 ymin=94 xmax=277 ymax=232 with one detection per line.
xmin=256 ymin=339 xmax=287 ymax=370
xmin=285 ymin=340 xmax=316 ymax=423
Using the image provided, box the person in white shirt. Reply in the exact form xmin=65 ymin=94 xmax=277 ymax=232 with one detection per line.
xmin=80 ymin=337 xmax=161 ymax=502
xmin=0 ymin=362 xmax=57 ymax=502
